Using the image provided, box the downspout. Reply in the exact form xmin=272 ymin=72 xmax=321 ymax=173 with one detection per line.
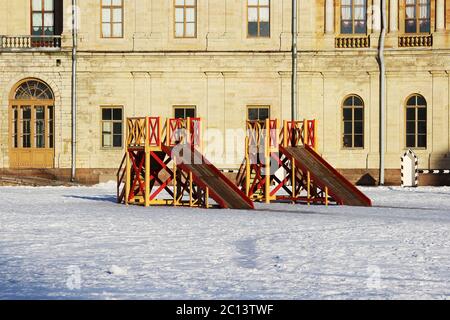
xmin=378 ymin=0 xmax=387 ymax=185
xmin=291 ymin=0 xmax=298 ymax=122
xmin=71 ymin=0 xmax=78 ymax=182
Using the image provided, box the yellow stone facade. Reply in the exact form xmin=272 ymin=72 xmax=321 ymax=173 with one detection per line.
xmin=1 ymin=0 xmax=450 ymax=184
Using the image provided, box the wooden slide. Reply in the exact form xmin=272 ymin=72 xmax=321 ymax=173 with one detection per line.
xmin=280 ymin=145 xmax=372 ymax=207
xmin=162 ymin=145 xmax=255 ymax=210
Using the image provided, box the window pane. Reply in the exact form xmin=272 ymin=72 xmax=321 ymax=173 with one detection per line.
xmin=344 ymin=122 xmax=353 ymax=134
xmin=248 ymin=108 xmax=258 ymax=121
xmin=405 ymin=20 xmax=417 ymax=33
xmin=113 ymin=122 xmax=122 ymax=135
xmin=259 ymin=108 xmax=269 ymax=120
xmin=248 ymin=22 xmax=258 ymax=36
xmin=185 ymin=23 xmax=196 ymax=37
xmin=103 ymin=134 xmax=112 ymax=147
xmin=175 ymin=8 xmax=184 ymax=23
xmin=113 ymin=108 xmax=122 ymax=120
xmin=44 ymin=13 xmax=54 ymax=27
xmin=354 ymin=108 xmax=363 ymax=121
xmin=33 ymin=0 xmax=42 ymax=11
xmin=355 ymin=21 xmax=366 ymax=34
xmin=248 ymin=8 xmax=258 ymax=22
xmin=185 ymin=108 xmax=196 ymax=118
xmin=418 ymin=108 xmax=426 ymax=120
xmin=175 ymin=108 xmax=185 ymax=119
xmin=175 ymin=23 xmax=184 ymax=37
xmin=354 ymin=135 xmax=363 ymax=148
xmin=417 ymin=134 xmax=427 ymax=148
xmin=343 ymin=135 xmax=353 ymax=148
xmin=417 ymin=95 xmax=426 ymax=106
xmin=103 ymin=122 xmax=112 ymax=134
xmin=407 ymin=96 xmax=417 ymax=106
xmin=102 ymin=9 xmax=111 ymax=23
xmin=417 ymin=121 xmax=427 ymax=134
xmin=113 ymin=8 xmax=122 ymax=22
xmin=186 ymin=8 xmax=195 ymax=23
xmin=354 ymin=121 xmax=363 ymax=134
xmin=406 ymin=108 xmax=416 ymax=120
xmin=406 ymin=135 xmax=415 ymax=148
xmin=44 ymin=0 xmax=53 ymax=11
xmin=102 ymin=23 xmax=111 ymax=37
xmin=406 ymin=121 xmax=416 ymax=134
xmin=343 ymin=108 xmax=352 ymax=120
xmin=113 ymin=135 xmax=122 ymax=147
xmin=259 ymin=8 xmax=270 ymax=22
xmin=102 ymin=108 xmax=112 ymax=120
xmin=260 ymin=22 xmax=270 ymax=37
xmin=112 ymin=23 xmax=122 ymax=37
xmin=33 ymin=13 xmax=43 ymax=27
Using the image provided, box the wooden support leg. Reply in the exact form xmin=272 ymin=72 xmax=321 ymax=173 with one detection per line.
xmin=325 ymin=186 xmax=329 ymax=206
xmin=189 ymin=172 xmax=193 ymax=207
xmin=125 ymin=151 xmax=131 ymax=206
xmin=291 ymin=159 xmax=296 ymax=203
xmin=144 ymin=152 xmax=150 ymax=207
xmin=265 ymin=155 xmax=271 ymax=204
xmin=173 ymin=158 xmax=178 ymax=206
xmin=307 ymin=171 xmax=311 ymax=206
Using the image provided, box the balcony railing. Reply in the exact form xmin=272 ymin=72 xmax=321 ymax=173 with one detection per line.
xmin=398 ymin=34 xmax=433 ymax=48
xmin=335 ymin=36 xmax=370 ymax=49
xmin=0 ymin=35 xmax=62 ymax=51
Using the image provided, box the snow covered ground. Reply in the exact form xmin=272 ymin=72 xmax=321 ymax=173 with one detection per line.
xmin=0 ymin=183 xmax=449 ymax=300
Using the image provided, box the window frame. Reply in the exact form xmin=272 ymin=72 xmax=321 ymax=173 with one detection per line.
xmin=246 ymin=105 xmax=271 ymax=122
xmin=100 ymin=0 xmax=124 ymax=39
xmin=100 ymin=106 xmax=124 ymax=150
xmin=339 ymin=0 xmax=368 ymax=35
xmin=405 ymin=94 xmax=427 ymax=149
xmin=247 ymin=0 xmax=271 ymax=38
xmin=404 ymin=0 xmax=432 ymax=34
xmin=30 ymin=0 xmax=55 ymax=36
xmin=173 ymin=105 xmax=197 ymax=119
xmin=341 ymin=95 xmax=365 ymax=150
xmin=173 ymin=0 xmax=198 ymax=39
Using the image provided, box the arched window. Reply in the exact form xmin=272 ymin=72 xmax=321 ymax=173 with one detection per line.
xmin=405 ymin=0 xmax=431 ymax=34
xmin=14 ymin=79 xmax=54 ymax=100
xmin=342 ymin=95 xmax=364 ymax=148
xmin=340 ymin=0 xmax=367 ymax=34
xmin=406 ymin=94 xmax=427 ymax=148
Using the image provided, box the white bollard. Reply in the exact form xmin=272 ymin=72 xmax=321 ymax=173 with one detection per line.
xmin=401 ymin=149 xmax=418 ymax=187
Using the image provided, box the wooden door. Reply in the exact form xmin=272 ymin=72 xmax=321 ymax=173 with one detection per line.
xmin=9 ymin=79 xmax=55 ymax=169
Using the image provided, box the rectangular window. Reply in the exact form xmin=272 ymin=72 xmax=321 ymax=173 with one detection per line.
xmin=340 ymin=0 xmax=367 ymax=34
xmin=101 ymin=0 xmax=124 ymax=38
xmin=174 ymin=106 xmax=196 ymax=119
xmin=405 ymin=0 xmax=430 ymax=33
xmin=248 ymin=0 xmax=270 ymax=38
xmin=247 ymin=106 xmax=270 ymax=121
xmin=31 ymin=0 xmax=54 ymax=36
xmin=101 ymin=107 xmax=123 ymax=148
xmin=174 ymin=0 xmax=197 ymax=38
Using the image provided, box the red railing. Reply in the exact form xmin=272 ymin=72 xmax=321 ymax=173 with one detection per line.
xmin=189 ymin=117 xmax=201 ymax=148
xmin=148 ymin=117 xmax=161 ymax=148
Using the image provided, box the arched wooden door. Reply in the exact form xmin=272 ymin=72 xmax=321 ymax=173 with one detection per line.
xmin=9 ymin=79 xmax=55 ymax=168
